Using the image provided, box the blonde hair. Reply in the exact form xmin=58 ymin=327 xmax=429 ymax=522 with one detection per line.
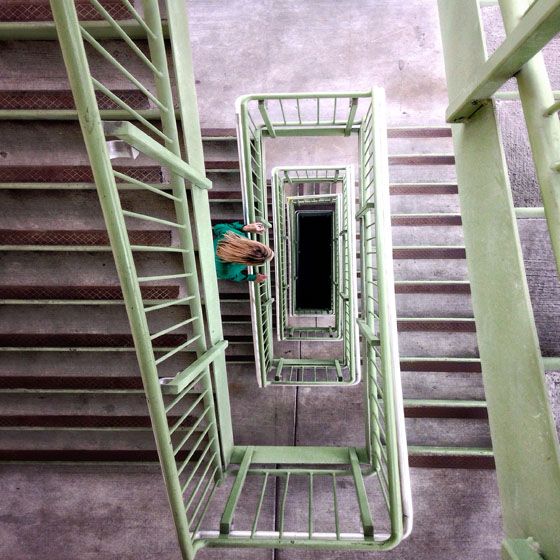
xmin=217 ymin=232 xmax=274 ymax=266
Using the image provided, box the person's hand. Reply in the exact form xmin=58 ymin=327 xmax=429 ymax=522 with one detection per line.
xmin=243 ymin=222 xmax=265 ymax=233
xmin=255 ymin=274 xmax=268 ymax=283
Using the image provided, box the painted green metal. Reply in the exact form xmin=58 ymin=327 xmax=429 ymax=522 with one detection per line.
xmin=272 ymin=166 xmax=349 ymax=344
xmin=281 ymin=192 xmax=342 ymax=338
xmin=51 ymin=1 xmax=410 ymax=556
xmin=0 ymin=20 xmax=169 ymax=40
xmin=103 ymin=121 xmax=212 ymax=189
xmin=235 ymin=94 xmax=372 ymax=387
xmin=235 ymin=88 xmax=411 ymax=537
xmin=447 ymin=0 xmax=560 ymax=122
xmin=447 ymin=0 xmax=560 ymax=275
xmin=438 ymin=1 xmax=560 ymax=558
xmin=502 ymin=539 xmax=545 ymax=560
xmin=49 ymin=2 xmax=213 ymax=559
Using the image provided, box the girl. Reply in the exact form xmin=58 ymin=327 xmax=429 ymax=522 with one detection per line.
xmin=213 ymin=221 xmax=274 ymax=283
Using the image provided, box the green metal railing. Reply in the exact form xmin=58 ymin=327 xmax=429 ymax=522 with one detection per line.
xmin=286 ymin=195 xmax=342 ymax=334
xmin=236 ymin=93 xmax=373 ymax=387
xmin=266 ymin=166 xmax=361 ymax=385
xmin=438 ymin=1 xmax=560 ymax=559
xmin=235 ymin=88 xmax=411 ymax=532
xmin=50 ymin=3 xmax=233 ymax=558
xmin=272 ymin=167 xmax=347 ymax=340
xmin=53 ymin=3 xmax=411 ymax=554
xmin=288 ymin=201 xmax=337 ymax=317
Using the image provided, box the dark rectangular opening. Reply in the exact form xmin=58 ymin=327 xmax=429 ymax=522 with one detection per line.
xmin=295 ymin=210 xmax=333 ymax=311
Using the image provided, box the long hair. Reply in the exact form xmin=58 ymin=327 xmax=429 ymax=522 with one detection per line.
xmin=217 ymin=231 xmax=274 ymax=266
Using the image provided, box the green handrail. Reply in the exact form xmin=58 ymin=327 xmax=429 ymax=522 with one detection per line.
xmin=272 ymin=167 xmax=346 ymax=341
xmin=53 ymin=3 xmax=411 ymax=553
xmin=50 ymin=2 xmax=229 ymax=558
xmin=438 ymin=1 xmax=560 ymax=558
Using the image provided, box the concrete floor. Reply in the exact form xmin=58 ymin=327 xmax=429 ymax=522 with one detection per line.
xmin=189 ymin=0 xmax=449 ymax=128
xmin=1 ymin=0 xmax=558 ymax=559
xmin=0 ymin=464 xmax=502 ymax=560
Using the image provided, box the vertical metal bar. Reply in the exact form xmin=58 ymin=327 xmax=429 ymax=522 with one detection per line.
xmin=349 ymin=449 xmax=374 ymax=537
xmin=308 ymin=473 xmax=314 ymax=539
xmin=438 ymin=1 xmax=560 ymax=555
xmin=251 ymin=473 xmax=269 ymax=537
xmin=165 ymin=0 xmax=234 ymax=456
xmin=279 ymin=473 xmax=290 ymax=539
xmin=498 ymin=0 xmax=560 ymax=275
xmin=258 ymin=100 xmax=276 ymax=137
xmin=219 ymin=446 xmax=254 ymax=534
xmin=48 ymin=3 xmax=195 ymax=559
xmin=332 ymin=473 xmax=340 ymax=540
xmin=345 ymin=97 xmax=359 ymax=136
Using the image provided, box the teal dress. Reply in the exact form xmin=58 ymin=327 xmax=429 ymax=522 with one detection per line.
xmin=213 ymin=221 xmax=257 ymax=282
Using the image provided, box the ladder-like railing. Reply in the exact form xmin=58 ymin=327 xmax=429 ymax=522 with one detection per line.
xmin=54 ymin=3 xmax=411 ymax=554
xmin=51 ymin=2 xmax=233 ymax=558
xmin=236 ymin=92 xmax=373 ymax=387
xmin=438 ymin=1 xmax=560 ymax=558
xmin=268 ymin=165 xmax=360 ymax=385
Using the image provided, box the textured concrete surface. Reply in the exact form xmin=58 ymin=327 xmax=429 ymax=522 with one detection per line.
xmin=0 ymin=464 xmax=502 ymax=560
xmin=1 ymin=0 xmax=559 ymax=559
xmin=189 ymin=0 xmax=449 ymax=128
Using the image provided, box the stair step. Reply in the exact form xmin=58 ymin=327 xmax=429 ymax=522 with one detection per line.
xmin=0 ymin=281 xmax=471 ymax=300
xmin=400 ymin=357 xmax=482 ymax=372
xmin=390 ymin=182 xmax=458 ymax=194
xmin=0 ymin=376 xmax=144 ymax=390
xmin=0 ymin=89 xmax=149 ymax=110
xmin=0 ymin=447 xmax=494 ymax=467
xmin=395 ymin=280 xmax=470 ymax=293
xmin=0 ymin=165 xmax=162 ymax=183
xmin=0 ymin=244 xmax=468 ymax=259
xmin=397 ymin=318 xmax=476 ymax=332
xmin=388 ymin=126 xmax=452 ymax=138
xmin=0 ymin=2 xmax=131 ymax=22
xmin=392 ymin=213 xmax=462 ymax=226
xmin=389 ymin=154 xmax=455 ymax=165
xmin=393 ymin=246 xmax=466 ymax=259
xmin=0 ymin=401 xmax=485 ymax=423
xmin=0 ymin=230 xmax=171 ymax=246
xmin=403 ymin=399 xmax=487 ymax=419
xmin=408 ymin=446 xmax=494 ymax=469
xmin=0 ymin=285 xmax=179 ymax=300
xmin=0 ymin=181 xmax=459 ymax=197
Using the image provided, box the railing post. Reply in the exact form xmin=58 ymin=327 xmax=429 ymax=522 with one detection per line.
xmin=438 ymin=2 xmax=560 ymax=556
xmin=165 ymin=0 xmax=234 ymax=459
xmin=498 ymin=0 xmax=560 ymax=276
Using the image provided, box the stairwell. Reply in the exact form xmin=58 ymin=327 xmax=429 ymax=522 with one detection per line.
xmin=0 ymin=119 xmax=492 ymax=464
xmin=0 ymin=2 xmax=511 ymax=559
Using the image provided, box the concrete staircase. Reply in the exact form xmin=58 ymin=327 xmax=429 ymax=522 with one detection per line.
xmin=0 ymin=4 xmax=504 ymax=559
xmin=0 ymin=113 xmax=491 ymax=466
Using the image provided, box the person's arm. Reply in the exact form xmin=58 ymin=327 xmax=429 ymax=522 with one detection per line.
xmin=225 ymin=267 xmax=256 ymax=282
xmin=230 ymin=221 xmax=246 ymax=233
xmin=212 ymin=222 xmax=231 ymax=237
